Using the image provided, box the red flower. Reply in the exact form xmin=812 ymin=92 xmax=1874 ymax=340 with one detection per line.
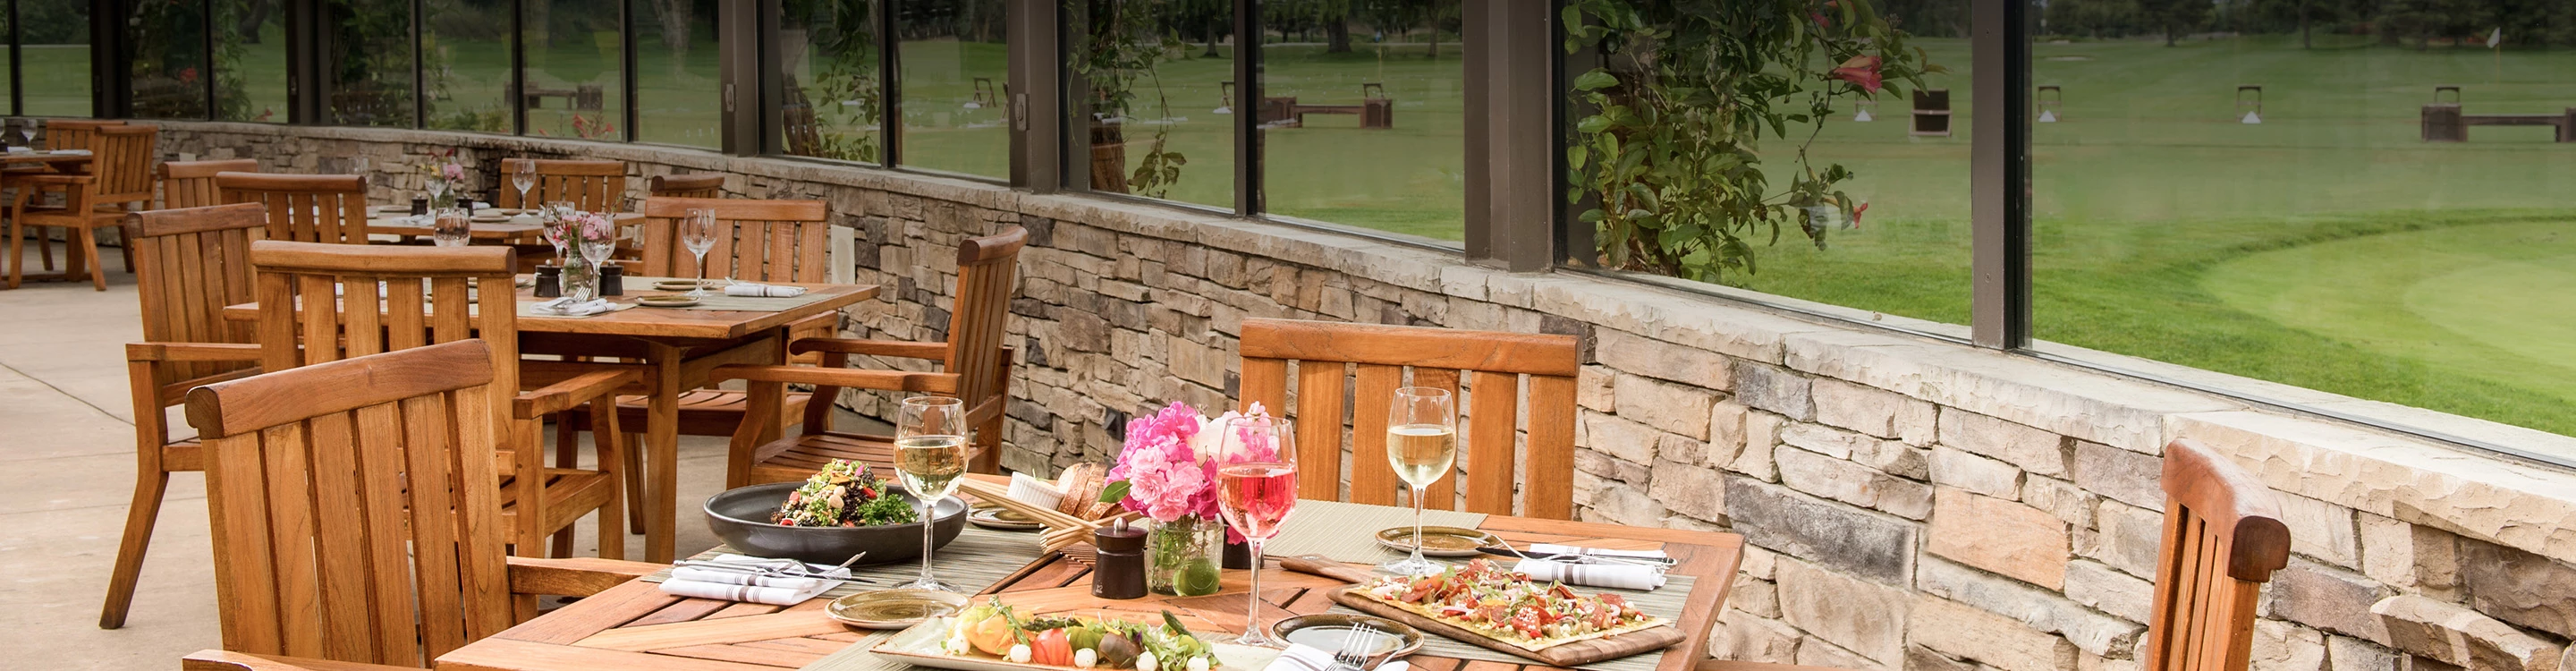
xmin=1829 ymin=55 xmax=1883 ymax=94
xmin=1852 ymin=202 xmax=1870 ymax=229
xmin=177 ymin=67 xmax=198 ymax=84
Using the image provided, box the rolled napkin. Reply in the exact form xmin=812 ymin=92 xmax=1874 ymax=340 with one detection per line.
xmin=4 ymin=146 xmax=30 ymax=154
xmin=1262 ymin=644 xmax=1412 ymax=671
xmin=1530 ymin=543 xmax=1671 ymax=562
xmin=724 ymin=282 xmax=808 ymax=297
xmin=657 ymin=554 xmax=852 ymax=605
xmin=530 ymin=297 xmax=616 ymax=316
xmin=50 ymin=149 xmax=90 ymax=156
xmin=1513 ymin=558 xmax=1666 ymax=590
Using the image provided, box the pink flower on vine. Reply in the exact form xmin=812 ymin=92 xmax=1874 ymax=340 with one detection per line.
xmin=1830 ymin=55 xmax=1883 ymax=94
xmin=441 ymin=163 xmax=465 ymax=182
xmin=178 ymin=67 xmax=198 ymax=84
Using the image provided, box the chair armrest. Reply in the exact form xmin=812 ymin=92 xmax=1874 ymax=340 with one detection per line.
xmin=182 ymin=650 xmax=414 ymax=671
xmin=19 ymin=174 xmax=91 ymax=186
xmin=789 ymin=337 xmax=952 ymax=361
xmin=513 ymin=368 xmax=642 ymax=419
xmin=504 ymin=556 xmax=664 ymax=598
xmin=127 ymin=342 xmax=264 ymax=362
xmin=711 ymin=364 xmax=960 ymax=394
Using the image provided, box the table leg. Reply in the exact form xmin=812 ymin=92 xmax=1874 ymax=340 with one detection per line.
xmin=644 ymin=341 xmax=683 ymax=564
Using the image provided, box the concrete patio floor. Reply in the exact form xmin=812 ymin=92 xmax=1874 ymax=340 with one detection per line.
xmin=0 ymin=244 xmax=758 ymax=669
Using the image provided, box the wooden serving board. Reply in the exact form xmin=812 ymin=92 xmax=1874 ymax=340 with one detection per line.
xmin=1277 ymin=555 xmax=1685 ymax=667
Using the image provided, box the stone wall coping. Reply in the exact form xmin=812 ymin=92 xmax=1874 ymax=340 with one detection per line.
xmin=157 ymin=121 xmax=2576 ymax=562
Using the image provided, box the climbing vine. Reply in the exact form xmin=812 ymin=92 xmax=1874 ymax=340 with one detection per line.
xmin=1070 ymin=0 xmax=1191 ymax=199
xmin=1565 ymin=0 xmax=1936 ymax=282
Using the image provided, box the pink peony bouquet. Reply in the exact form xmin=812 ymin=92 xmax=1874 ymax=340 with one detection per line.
xmin=1102 ymin=401 xmax=1281 ymax=539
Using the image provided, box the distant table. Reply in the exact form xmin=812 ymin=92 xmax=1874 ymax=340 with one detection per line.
xmin=0 ymin=150 xmax=96 ymax=173
xmin=364 ymin=208 xmax=642 ymax=245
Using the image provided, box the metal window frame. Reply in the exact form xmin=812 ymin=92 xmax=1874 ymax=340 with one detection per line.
xmin=1229 ymin=0 xmax=1255 ymax=215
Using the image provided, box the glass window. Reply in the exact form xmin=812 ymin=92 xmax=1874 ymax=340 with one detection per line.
xmin=2031 ymin=22 xmax=2576 ymax=437
xmin=129 ymin=0 xmax=211 ymax=119
xmin=894 ymin=0 xmax=1007 ymax=177
xmin=779 ymin=0 xmax=880 ymax=161
xmin=523 ymin=0 xmax=625 ymax=140
xmin=635 ymin=0 xmax=719 ymax=146
xmin=1258 ymin=0 xmax=1462 ymax=240
xmin=1560 ymin=1 xmax=1963 ymax=325
xmin=21 ymin=0 xmax=94 ymax=116
xmin=216 ymin=0 xmax=289 ymax=122
xmin=326 ymin=0 xmax=414 ymax=125
xmin=1069 ymin=0 xmax=1233 ymax=210
xmin=423 ymin=0 xmax=512 ymax=132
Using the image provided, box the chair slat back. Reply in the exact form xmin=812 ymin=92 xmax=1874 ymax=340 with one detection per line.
xmin=1236 ymin=319 xmax=1580 ymax=519
xmin=947 ymin=227 xmax=1026 ymax=472
xmin=43 ymin=118 xmax=123 ymax=151
xmin=160 ymin=158 xmax=262 ymax=209
xmin=497 ymin=159 xmax=627 ymax=212
xmin=2141 ymin=438 xmax=2292 ymax=671
xmin=94 ymin=124 xmax=159 ymax=204
xmin=648 ymin=173 xmax=724 ymax=199
xmin=184 ymin=340 xmax=515 ymax=667
xmin=220 ymin=173 xmax=371 ymax=244
xmin=636 ymin=196 xmax=831 ymax=283
xmin=127 ymin=203 xmax=266 ymax=381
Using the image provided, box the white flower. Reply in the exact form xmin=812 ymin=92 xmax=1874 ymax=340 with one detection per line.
xmin=1186 ymin=411 xmax=1240 ymax=461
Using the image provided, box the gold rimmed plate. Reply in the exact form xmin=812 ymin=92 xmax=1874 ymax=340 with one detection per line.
xmin=635 ymin=295 xmax=701 ymax=308
xmin=1374 ymin=526 xmax=1499 ymax=557
xmin=826 ymin=590 xmax=968 ymax=630
xmin=967 ymin=506 xmax=1043 ymax=531
xmin=653 ymin=280 xmax=712 ymax=292
xmin=1270 ymin=614 xmax=1423 ymax=658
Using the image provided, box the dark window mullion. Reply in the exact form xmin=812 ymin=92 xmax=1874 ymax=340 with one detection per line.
xmin=877 ymin=0 xmax=895 ymax=166
xmin=1230 ymin=0 xmax=1256 ymax=216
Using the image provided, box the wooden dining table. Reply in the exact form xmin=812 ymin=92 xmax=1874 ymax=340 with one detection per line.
xmin=364 ymin=209 xmax=644 ymax=243
xmin=224 ymin=277 xmax=880 ymax=562
xmin=434 ymin=493 xmax=1746 ymax=671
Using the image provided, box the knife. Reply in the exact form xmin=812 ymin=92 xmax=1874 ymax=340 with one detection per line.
xmin=1473 ymin=546 xmax=1674 ymax=565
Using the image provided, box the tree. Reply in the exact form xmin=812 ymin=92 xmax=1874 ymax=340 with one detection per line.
xmin=2137 ymin=0 xmax=2210 ymax=45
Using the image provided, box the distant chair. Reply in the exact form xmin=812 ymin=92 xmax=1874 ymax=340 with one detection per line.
xmin=497 ymin=158 xmax=627 ymax=212
xmin=1911 ymin=89 xmax=1953 ymax=137
xmin=217 ymin=172 xmax=369 ymax=244
xmin=39 ymin=118 xmax=125 ymax=151
xmin=7 ymin=123 xmax=158 ymax=290
xmin=648 ymin=173 xmax=724 ymax=200
xmin=158 ymin=158 xmax=261 ymax=209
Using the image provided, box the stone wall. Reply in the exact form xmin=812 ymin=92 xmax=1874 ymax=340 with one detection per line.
xmin=157 ymin=123 xmax=2576 ymax=671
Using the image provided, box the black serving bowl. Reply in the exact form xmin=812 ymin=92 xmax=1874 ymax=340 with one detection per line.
xmin=702 ymin=481 xmax=970 ymax=565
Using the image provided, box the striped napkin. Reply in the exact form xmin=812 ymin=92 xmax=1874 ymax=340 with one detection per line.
xmin=724 ymin=283 xmax=808 ymax=297
xmin=657 ymin=555 xmax=852 ymax=604
xmin=1512 ymin=558 xmax=1666 ymax=590
xmin=1530 ymin=544 xmax=1670 ymax=561
xmin=1263 ymin=644 xmax=1412 ymax=671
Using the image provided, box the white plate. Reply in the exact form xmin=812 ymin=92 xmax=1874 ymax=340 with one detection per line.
xmin=870 ymin=617 xmax=1282 ymax=671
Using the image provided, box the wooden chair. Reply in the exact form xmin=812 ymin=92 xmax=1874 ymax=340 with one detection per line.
xmin=6 ymin=123 xmax=157 ymax=290
xmin=1 ymin=119 xmax=123 ymax=271
xmin=1235 ymin=319 xmax=1580 ymax=519
xmin=712 ymin=225 xmax=1029 ymax=483
xmin=1697 ymin=438 xmax=2289 ymax=671
xmin=496 ymin=158 xmax=627 ymax=212
xmin=248 ymin=241 xmax=640 ymax=560
xmin=648 ymin=173 xmax=724 ymax=199
xmin=97 ymin=203 xmax=268 ymax=630
xmin=160 ymin=158 xmax=262 ymax=208
xmin=219 ymin=172 xmax=370 ymax=244
xmin=180 ymin=340 xmax=657 ymax=668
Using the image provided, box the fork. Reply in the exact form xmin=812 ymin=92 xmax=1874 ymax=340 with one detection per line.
xmin=1332 ymin=623 xmax=1385 ymax=671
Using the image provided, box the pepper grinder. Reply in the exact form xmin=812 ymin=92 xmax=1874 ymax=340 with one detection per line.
xmin=533 ymin=266 xmax=562 ymax=298
xmin=1092 ymin=518 xmax=1147 ymax=599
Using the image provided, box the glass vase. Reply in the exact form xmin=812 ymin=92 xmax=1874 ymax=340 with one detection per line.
xmin=561 ymin=254 xmax=598 ymax=302
xmin=1146 ymin=515 xmax=1224 ymax=597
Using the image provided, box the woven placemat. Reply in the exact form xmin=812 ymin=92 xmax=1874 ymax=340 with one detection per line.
xmin=1261 ymin=500 xmax=1487 ymax=565
xmin=641 ymin=522 xmax=1051 ymax=602
xmin=623 ymin=276 xmax=841 ymax=312
xmin=801 ymin=631 xmax=909 ymax=671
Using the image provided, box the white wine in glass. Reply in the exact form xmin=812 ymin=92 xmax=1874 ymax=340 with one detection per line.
xmin=1379 ymin=386 xmax=1456 ymax=576
xmin=894 ymin=396 xmax=969 ymax=592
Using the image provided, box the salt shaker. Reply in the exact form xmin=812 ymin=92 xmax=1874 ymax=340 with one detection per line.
xmin=1092 ymin=518 xmax=1147 ymax=599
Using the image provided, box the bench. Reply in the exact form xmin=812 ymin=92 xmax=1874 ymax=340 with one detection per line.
xmin=1257 ymin=84 xmax=1395 ymax=129
xmin=2421 ymin=104 xmax=2576 ymax=142
xmin=520 ymin=83 xmax=606 ymax=112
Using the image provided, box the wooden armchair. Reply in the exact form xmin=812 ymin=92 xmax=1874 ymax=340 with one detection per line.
xmin=497 ymin=158 xmax=627 ymax=211
xmin=6 ymin=123 xmax=157 ymax=290
xmin=98 ymin=204 xmax=267 ymax=629
xmin=713 ymin=225 xmax=1030 ymax=482
xmin=1236 ymin=319 xmax=1580 ymax=519
xmin=218 ymin=172 xmax=369 ymax=244
xmin=1699 ymin=438 xmax=2288 ymax=671
xmin=159 ymin=158 xmax=261 ymax=208
xmin=180 ymin=340 xmax=660 ymax=668
xmin=648 ymin=173 xmax=725 ymax=199
xmin=39 ymin=118 xmax=125 ymax=150
xmin=248 ymin=241 xmax=640 ymax=559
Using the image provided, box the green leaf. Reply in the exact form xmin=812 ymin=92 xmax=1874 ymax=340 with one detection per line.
xmin=1097 ymin=480 xmax=1131 ymax=504
xmin=1572 ymin=69 xmax=1621 ymax=92
xmin=1578 ymin=208 xmax=1606 ymax=223
xmin=1567 ymin=145 xmax=1589 ymax=171
xmin=1575 ymin=115 xmax=1614 ymax=134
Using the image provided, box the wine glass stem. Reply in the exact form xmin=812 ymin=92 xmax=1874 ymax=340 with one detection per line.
xmin=918 ymin=496 xmax=936 ymax=583
xmin=1411 ymin=485 xmax=1428 ymax=564
xmin=1245 ymin=538 xmax=1267 ymax=639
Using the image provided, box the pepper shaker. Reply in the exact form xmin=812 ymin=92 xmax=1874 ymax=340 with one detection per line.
xmin=601 ymin=264 xmax=625 ymax=296
xmin=533 ymin=265 xmax=562 ymax=298
xmin=1092 ymin=518 xmax=1147 ymax=599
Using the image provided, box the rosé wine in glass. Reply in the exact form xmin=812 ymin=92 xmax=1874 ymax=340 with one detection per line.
xmin=1217 ymin=463 xmax=1297 ymax=540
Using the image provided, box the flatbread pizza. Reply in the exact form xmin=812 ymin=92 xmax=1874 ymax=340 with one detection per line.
xmin=1343 ymin=559 xmax=1667 ymax=652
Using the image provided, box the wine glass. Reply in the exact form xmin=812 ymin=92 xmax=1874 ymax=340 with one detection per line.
xmin=1378 ymin=387 xmax=1457 ymax=576
xmin=350 ymin=157 xmax=369 ymax=175
xmin=431 ymin=208 xmax=470 ymax=247
xmin=681 ymin=208 xmax=718 ymax=297
xmin=425 ymin=171 xmax=449 ymax=206
xmin=579 ymin=229 xmax=618 ymax=276
xmin=511 ymin=158 xmax=537 ymax=207
xmin=894 ymin=396 xmax=970 ymax=592
xmin=1215 ymin=415 xmax=1297 ymax=647
xmin=20 ymin=121 xmax=38 ymax=149
xmin=539 ymin=215 xmax=570 ymax=267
